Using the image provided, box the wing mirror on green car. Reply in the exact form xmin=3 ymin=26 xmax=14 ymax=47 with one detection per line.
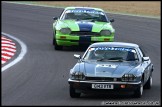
xmin=110 ymin=19 xmax=115 ymax=22
xmin=53 ymin=17 xmax=58 ymax=20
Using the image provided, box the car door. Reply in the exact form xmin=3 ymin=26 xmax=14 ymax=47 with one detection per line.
xmin=138 ymin=47 xmax=151 ymax=83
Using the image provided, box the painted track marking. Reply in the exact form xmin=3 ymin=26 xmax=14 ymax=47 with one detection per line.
xmin=1 ymin=32 xmax=27 ymax=72
xmin=1 ymin=36 xmax=16 ymax=64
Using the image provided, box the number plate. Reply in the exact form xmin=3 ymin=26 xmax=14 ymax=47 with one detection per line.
xmin=92 ymin=84 xmax=114 ymax=89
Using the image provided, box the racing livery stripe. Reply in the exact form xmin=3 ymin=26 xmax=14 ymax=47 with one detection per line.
xmin=77 ymin=22 xmax=93 ymax=32
xmin=79 ymin=36 xmax=91 ymax=45
xmin=77 ymin=21 xmax=93 ymax=45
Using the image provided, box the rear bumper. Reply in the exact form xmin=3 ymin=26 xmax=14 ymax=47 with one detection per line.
xmin=68 ymin=79 xmax=141 ymax=93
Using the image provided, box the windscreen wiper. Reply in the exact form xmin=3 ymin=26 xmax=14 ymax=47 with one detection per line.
xmin=108 ymin=57 xmax=125 ymax=62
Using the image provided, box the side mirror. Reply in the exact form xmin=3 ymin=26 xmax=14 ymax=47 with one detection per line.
xmin=142 ymin=57 xmax=149 ymax=61
xmin=110 ymin=19 xmax=115 ymax=22
xmin=74 ymin=54 xmax=81 ymax=59
xmin=53 ymin=17 xmax=58 ymax=20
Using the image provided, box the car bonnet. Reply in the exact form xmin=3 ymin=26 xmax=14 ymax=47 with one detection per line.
xmin=83 ymin=61 xmax=137 ymax=77
xmin=60 ymin=20 xmax=111 ymax=32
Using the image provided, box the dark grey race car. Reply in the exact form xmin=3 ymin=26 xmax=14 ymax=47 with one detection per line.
xmin=68 ymin=42 xmax=153 ymax=98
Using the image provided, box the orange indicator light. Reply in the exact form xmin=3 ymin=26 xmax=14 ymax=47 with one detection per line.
xmin=104 ymin=38 xmax=109 ymax=41
xmin=60 ymin=36 xmax=66 ymax=39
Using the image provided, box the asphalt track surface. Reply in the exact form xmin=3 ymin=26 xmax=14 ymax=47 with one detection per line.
xmin=2 ymin=2 xmax=161 ymax=106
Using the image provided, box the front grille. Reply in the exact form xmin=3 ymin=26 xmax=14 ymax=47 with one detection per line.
xmin=85 ymin=77 xmax=121 ymax=82
xmin=71 ymin=31 xmax=100 ymax=36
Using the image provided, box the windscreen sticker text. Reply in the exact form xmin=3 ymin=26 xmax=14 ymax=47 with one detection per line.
xmin=66 ymin=10 xmax=104 ymax=15
xmin=94 ymin=47 xmax=135 ymax=52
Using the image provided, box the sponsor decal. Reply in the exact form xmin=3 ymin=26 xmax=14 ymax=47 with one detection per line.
xmin=89 ymin=47 xmax=136 ymax=53
xmin=96 ymin=64 xmax=117 ymax=68
xmin=66 ymin=9 xmax=104 ymax=15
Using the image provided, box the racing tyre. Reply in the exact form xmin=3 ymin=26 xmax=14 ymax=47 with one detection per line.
xmin=70 ymin=85 xmax=81 ymax=98
xmin=144 ymin=73 xmax=152 ymax=89
xmin=53 ymin=38 xmax=55 ymax=45
xmin=53 ymin=38 xmax=63 ymax=50
xmin=133 ymin=83 xmax=143 ymax=98
xmin=53 ymin=31 xmax=56 ymax=45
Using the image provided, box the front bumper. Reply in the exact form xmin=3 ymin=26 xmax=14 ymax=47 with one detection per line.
xmin=56 ymin=34 xmax=114 ymax=46
xmin=68 ymin=79 xmax=141 ymax=93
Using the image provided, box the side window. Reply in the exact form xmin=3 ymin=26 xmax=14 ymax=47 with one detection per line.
xmin=104 ymin=13 xmax=109 ymax=22
xmin=139 ymin=47 xmax=146 ymax=57
xmin=59 ymin=9 xmax=66 ymax=19
xmin=138 ymin=47 xmax=146 ymax=57
xmin=59 ymin=9 xmax=65 ymax=18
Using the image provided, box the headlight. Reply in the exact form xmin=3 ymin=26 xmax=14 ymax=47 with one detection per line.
xmin=70 ymin=71 xmax=85 ymax=80
xmin=122 ymin=74 xmax=136 ymax=81
xmin=60 ymin=28 xmax=71 ymax=34
xmin=100 ymin=30 xmax=111 ymax=36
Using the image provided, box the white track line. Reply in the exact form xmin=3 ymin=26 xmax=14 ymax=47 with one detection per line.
xmin=2 ymin=32 xmax=27 ymax=72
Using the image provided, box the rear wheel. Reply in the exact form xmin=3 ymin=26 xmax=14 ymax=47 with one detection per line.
xmin=69 ymin=85 xmax=81 ymax=98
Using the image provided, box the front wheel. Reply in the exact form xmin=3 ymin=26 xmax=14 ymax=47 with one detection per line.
xmin=133 ymin=83 xmax=143 ymax=98
xmin=69 ymin=85 xmax=81 ymax=98
xmin=144 ymin=73 xmax=152 ymax=89
xmin=53 ymin=38 xmax=63 ymax=50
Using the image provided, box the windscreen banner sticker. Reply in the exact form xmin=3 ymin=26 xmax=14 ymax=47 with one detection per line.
xmin=88 ymin=47 xmax=95 ymax=51
xmin=66 ymin=10 xmax=104 ymax=15
xmin=94 ymin=47 xmax=135 ymax=52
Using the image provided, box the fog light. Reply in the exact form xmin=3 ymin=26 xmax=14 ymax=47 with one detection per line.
xmin=120 ymin=85 xmax=125 ymax=88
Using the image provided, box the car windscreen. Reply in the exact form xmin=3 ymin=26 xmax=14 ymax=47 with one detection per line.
xmin=61 ymin=9 xmax=108 ymax=22
xmin=83 ymin=47 xmax=138 ymax=61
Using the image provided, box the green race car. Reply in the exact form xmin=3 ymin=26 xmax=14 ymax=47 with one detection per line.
xmin=53 ymin=7 xmax=115 ymax=50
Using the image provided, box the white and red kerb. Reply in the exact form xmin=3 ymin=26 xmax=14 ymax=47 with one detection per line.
xmin=1 ymin=36 xmax=16 ymax=64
